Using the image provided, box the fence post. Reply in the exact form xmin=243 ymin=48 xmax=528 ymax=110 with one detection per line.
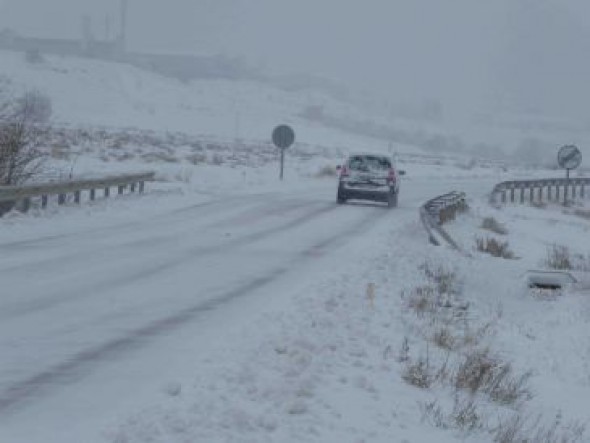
xmin=90 ymin=189 xmax=96 ymax=201
xmin=41 ymin=195 xmax=48 ymax=208
xmin=520 ymin=187 xmax=525 ymax=204
xmin=104 ymin=187 xmax=110 ymax=197
xmin=74 ymin=190 xmax=81 ymax=204
xmin=538 ymin=187 xmax=543 ymax=202
xmin=529 ymin=187 xmax=534 ymax=202
xmin=510 ymin=188 xmax=515 ymax=203
xmin=139 ymin=181 xmax=145 ymax=193
xmin=130 ymin=183 xmax=136 ymax=193
xmin=58 ymin=194 xmax=66 ymax=205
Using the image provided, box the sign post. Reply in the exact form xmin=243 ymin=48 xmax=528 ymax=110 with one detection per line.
xmin=272 ymin=125 xmax=295 ymax=180
xmin=557 ymin=145 xmax=582 ymax=205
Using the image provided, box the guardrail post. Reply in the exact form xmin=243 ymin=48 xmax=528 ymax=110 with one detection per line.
xmin=538 ymin=187 xmax=543 ymax=202
xmin=139 ymin=181 xmax=145 ymax=193
xmin=520 ymin=187 xmax=525 ymax=204
xmin=90 ymin=189 xmax=96 ymax=201
xmin=572 ymin=184 xmax=577 ymax=199
xmin=118 ymin=185 xmax=125 ymax=195
xmin=529 ymin=187 xmax=534 ymax=202
xmin=74 ymin=190 xmax=81 ymax=204
xmin=58 ymin=194 xmax=66 ymax=205
xmin=41 ymin=195 xmax=48 ymax=208
xmin=130 ymin=183 xmax=136 ymax=193
xmin=548 ymin=186 xmax=553 ymax=201
xmin=510 ymin=188 xmax=515 ymax=203
xmin=104 ymin=187 xmax=110 ymax=197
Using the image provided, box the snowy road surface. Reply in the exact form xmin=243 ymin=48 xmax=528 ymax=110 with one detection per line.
xmin=0 ymin=177 xmax=494 ymax=442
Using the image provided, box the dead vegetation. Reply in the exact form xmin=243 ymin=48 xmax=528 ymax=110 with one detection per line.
xmin=475 ymin=237 xmax=515 ymax=259
xmin=399 ymin=261 xmax=585 ymax=441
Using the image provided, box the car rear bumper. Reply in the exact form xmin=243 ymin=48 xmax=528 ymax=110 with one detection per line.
xmin=339 ymin=184 xmax=393 ymax=202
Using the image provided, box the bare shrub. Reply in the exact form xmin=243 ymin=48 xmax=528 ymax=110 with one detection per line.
xmin=186 ymin=153 xmax=207 ymax=165
xmin=0 ymin=91 xmax=51 ymax=214
xmin=420 ymin=399 xmax=448 ymax=429
xmin=402 ymin=356 xmax=433 ymax=389
xmin=454 ymin=349 xmax=532 ymax=405
xmin=420 ymin=262 xmax=461 ymax=296
xmin=545 ymin=245 xmax=572 ymax=270
xmin=481 ymin=217 xmax=508 ymax=235
xmin=404 ymin=285 xmax=438 ymax=317
xmin=433 ymin=327 xmax=457 ymax=351
xmin=211 ymin=153 xmax=224 ymax=165
xmin=475 ymin=237 xmax=515 ymax=259
xmin=420 ymin=396 xmax=484 ymax=433
xmin=451 ymin=395 xmax=484 ymax=432
xmin=493 ymin=413 xmax=586 ymax=443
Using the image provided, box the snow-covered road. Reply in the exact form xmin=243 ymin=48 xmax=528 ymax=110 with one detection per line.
xmin=0 ymin=176 xmax=495 ymax=442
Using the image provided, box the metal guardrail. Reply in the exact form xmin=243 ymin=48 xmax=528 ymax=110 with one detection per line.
xmin=0 ymin=171 xmax=155 ymax=213
xmin=490 ymin=178 xmax=590 ymax=205
xmin=420 ymin=191 xmax=467 ymax=250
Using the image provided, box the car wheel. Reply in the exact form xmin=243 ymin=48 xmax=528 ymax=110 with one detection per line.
xmin=337 ymin=186 xmax=347 ymax=204
xmin=387 ymin=191 xmax=398 ymax=208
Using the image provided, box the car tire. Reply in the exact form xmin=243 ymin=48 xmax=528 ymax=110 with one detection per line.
xmin=387 ymin=191 xmax=398 ymax=208
xmin=337 ymin=186 xmax=347 ymax=204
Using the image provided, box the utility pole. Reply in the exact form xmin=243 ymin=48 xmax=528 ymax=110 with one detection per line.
xmin=119 ymin=0 xmax=128 ymax=52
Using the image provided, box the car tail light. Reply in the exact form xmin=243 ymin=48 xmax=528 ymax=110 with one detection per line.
xmin=340 ymin=165 xmax=350 ymax=178
xmin=387 ymin=168 xmax=396 ymax=183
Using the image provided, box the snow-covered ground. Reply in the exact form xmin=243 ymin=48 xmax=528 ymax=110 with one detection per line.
xmin=1 ymin=49 xmax=589 ymax=442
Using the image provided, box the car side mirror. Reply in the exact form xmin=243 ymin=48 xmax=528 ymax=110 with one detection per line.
xmin=398 ymin=170 xmax=406 ymax=176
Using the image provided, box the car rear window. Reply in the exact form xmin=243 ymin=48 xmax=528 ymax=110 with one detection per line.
xmin=348 ymin=155 xmax=391 ymax=171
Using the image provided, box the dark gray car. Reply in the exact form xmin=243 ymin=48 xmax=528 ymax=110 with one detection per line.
xmin=336 ymin=153 xmax=402 ymax=208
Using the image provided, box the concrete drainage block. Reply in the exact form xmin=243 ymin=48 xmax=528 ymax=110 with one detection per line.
xmin=524 ymin=270 xmax=577 ymax=291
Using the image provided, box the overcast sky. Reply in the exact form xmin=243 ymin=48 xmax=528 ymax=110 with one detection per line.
xmin=1 ymin=0 xmax=590 ymax=117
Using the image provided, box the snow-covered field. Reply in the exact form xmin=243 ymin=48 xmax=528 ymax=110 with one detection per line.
xmin=1 ymin=49 xmax=589 ymax=442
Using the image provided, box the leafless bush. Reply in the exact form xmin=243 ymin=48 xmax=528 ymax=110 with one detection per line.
xmin=454 ymin=348 xmax=532 ymax=405
xmin=420 ymin=262 xmax=462 ymax=296
xmin=433 ymin=327 xmax=457 ymax=351
xmin=420 ymin=396 xmax=484 ymax=433
xmin=475 ymin=237 xmax=515 ymax=259
xmin=186 ymin=153 xmax=207 ymax=165
xmin=0 ymin=91 xmax=51 ymax=214
xmin=211 ymin=153 xmax=224 ymax=165
xmin=420 ymin=399 xmax=448 ymax=429
xmin=481 ymin=217 xmax=508 ymax=235
xmin=402 ymin=356 xmax=433 ymax=389
xmin=493 ymin=413 xmax=586 ymax=443
xmin=545 ymin=245 xmax=572 ymax=270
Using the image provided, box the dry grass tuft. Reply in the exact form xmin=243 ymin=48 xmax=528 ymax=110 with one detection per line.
xmin=475 ymin=237 xmax=515 ymax=259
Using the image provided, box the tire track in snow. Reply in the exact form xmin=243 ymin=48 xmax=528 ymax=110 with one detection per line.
xmin=0 ymin=202 xmax=391 ymax=414
xmin=0 ymin=201 xmax=340 ymax=320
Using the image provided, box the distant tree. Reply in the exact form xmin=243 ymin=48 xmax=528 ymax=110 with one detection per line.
xmin=0 ymin=90 xmax=51 ymax=214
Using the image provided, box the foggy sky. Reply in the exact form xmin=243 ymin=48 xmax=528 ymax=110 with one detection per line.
xmin=1 ymin=0 xmax=590 ymax=118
